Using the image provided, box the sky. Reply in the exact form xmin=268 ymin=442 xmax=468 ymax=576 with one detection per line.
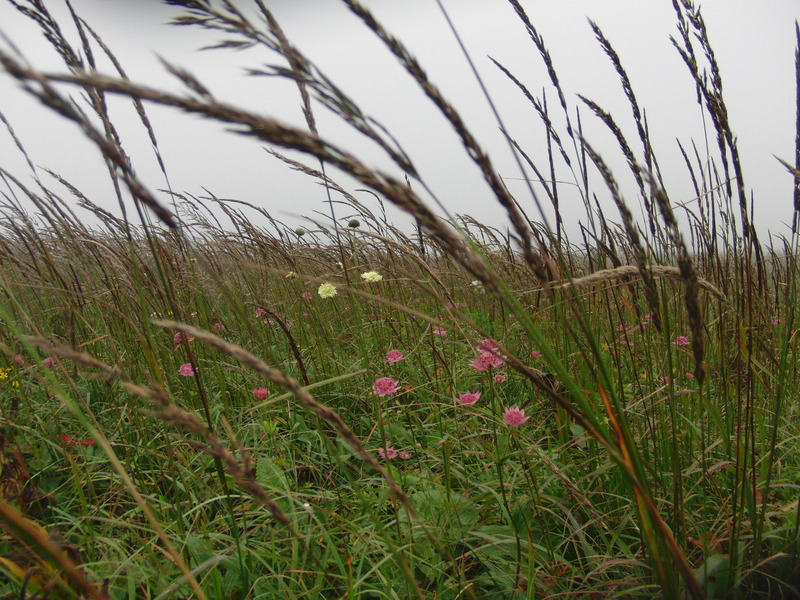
xmin=0 ymin=1 xmax=798 ymax=242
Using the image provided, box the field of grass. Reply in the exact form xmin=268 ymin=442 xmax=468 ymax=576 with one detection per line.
xmin=1 ymin=1 xmax=800 ymax=598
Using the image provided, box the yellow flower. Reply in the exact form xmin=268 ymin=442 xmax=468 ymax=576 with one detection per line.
xmin=361 ymin=271 xmax=383 ymax=283
xmin=317 ymin=283 xmax=337 ymax=298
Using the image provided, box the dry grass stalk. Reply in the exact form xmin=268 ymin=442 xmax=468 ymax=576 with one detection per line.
xmin=553 ymin=264 xmax=725 ymax=302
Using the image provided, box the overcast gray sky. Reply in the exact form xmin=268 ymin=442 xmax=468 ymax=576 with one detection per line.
xmin=1 ymin=1 xmax=798 ymax=241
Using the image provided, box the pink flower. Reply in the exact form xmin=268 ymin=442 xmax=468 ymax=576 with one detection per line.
xmin=173 ymin=332 xmax=193 ymax=344
xmin=478 ymin=338 xmax=500 ymax=353
xmin=373 ymin=377 xmax=399 ymax=397
xmin=660 ymin=376 xmax=672 ymax=384
xmin=385 ymin=350 xmax=404 ymax=364
xmin=255 ymin=308 xmax=267 ymax=317
xmin=13 ymin=354 xmax=23 ymax=366
xmin=617 ymin=324 xmax=626 ymax=332
xmin=457 ymin=391 xmax=481 ymax=406
xmin=531 ymin=351 xmax=542 ymax=358
xmin=503 ymin=407 xmax=529 ymax=427
xmin=43 ymin=357 xmax=55 ymax=367
xmin=433 ymin=327 xmax=447 ymax=337
xmin=398 ymin=451 xmax=411 ymax=460
xmin=377 ymin=446 xmax=398 ymax=460
xmin=686 ymin=372 xmax=695 ymax=379
xmin=301 ymin=292 xmax=313 ymax=300
xmin=493 ymin=374 xmax=506 ymax=384
xmin=212 ymin=322 xmax=225 ymax=331
xmin=471 ymin=351 xmax=504 ymax=372
xmin=469 ymin=354 xmax=490 ymax=372
xmin=178 ymin=363 xmax=195 ymax=377
xmin=675 ymin=336 xmax=689 ymax=347
xmin=252 ymin=387 xmax=269 ymax=400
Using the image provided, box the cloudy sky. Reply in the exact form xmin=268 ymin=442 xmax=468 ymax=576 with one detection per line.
xmin=0 ymin=1 xmax=798 ymax=240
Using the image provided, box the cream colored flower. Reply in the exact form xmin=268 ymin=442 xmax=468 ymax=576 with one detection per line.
xmin=318 ymin=282 xmax=337 ymax=298
xmin=361 ymin=270 xmax=383 ymax=283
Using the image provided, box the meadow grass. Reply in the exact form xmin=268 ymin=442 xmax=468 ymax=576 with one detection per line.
xmin=0 ymin=1 xmax=799 ymax=598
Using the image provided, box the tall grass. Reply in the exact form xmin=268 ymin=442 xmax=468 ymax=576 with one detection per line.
xmin=0 ymin=1 xmax=798 ymax=598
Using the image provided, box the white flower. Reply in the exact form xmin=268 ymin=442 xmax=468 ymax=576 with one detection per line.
xmin=318 ymin=282 xmax=337 ymax=298
xmin=361 ymin=270 xmax=383 ymax=283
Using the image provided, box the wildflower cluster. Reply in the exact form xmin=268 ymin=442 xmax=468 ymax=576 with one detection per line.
xmin=318 ymin=283 xmax=337 ymax=298
xmin=384 ymin=349 xmax=404 ymax=364
xmin=57 ymin=433 xmax=96 ymax=447
xmin=470 ymin=338 xmax=504 ymax=372
xmin=0 ymin=367 xmax=19 ymax=388
xmin=361 ymin=270 xmax=383 ymax=283
xmin=173 ymin=332 xmax=194 ymax=344
xmin=457 ymin=391 xmax=481 ymax=406
xmin=503 ymin=407 xmax=529 ymax=427
xmin=377 ymin=447 xmax=411 ymax=460
xmin=373 ymin=377 xmax=399 ymax=397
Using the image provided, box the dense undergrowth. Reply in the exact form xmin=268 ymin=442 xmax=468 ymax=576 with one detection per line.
xmin=0 ymin=1 xmax=800 ymax=598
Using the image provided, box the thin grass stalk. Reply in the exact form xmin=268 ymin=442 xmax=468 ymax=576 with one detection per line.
xmin=794 ymin=22 xmax=800 ymax=237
